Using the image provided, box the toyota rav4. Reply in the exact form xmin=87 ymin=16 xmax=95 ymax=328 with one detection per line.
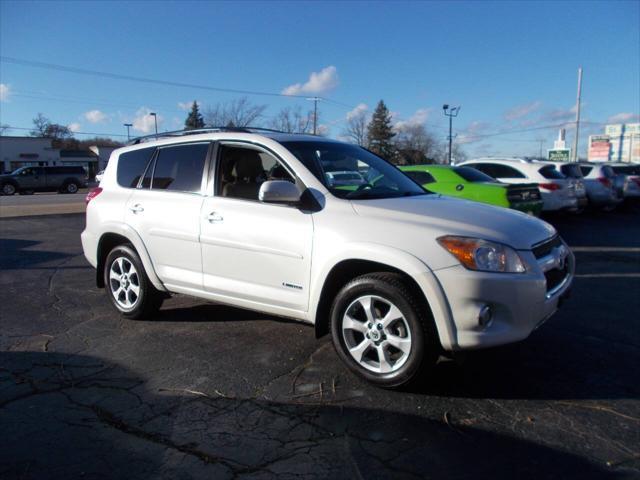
xmin=82 ymin=129 xmax=574 ymax=388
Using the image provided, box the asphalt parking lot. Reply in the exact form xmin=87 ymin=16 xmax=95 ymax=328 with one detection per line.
xmin=1 ymin=206 xmax=639 ymax=479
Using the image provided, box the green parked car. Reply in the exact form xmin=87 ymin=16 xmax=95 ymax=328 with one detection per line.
xmin=399 ymin=165 xmax=543 ymax=216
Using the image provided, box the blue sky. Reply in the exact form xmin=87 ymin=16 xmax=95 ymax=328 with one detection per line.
xmin=1 ymin=0 xmax=639 ymax=157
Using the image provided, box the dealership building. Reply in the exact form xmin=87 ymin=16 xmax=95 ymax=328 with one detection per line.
xmin=588 ymin=123 xmax=640 ymax=163
xmin=0 ymin=136 xmax=116 ymax=177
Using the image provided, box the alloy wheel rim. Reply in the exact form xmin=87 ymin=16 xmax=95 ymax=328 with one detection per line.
xmin=341 ymin=295 xmax=412 ymax=374
xmin=68 ymin=184 xmax=78 ymax=193
xmin=109 ymin=257 xmax=141 ymax=310
xmin=3 ymin=184 xmax=15 ymax=195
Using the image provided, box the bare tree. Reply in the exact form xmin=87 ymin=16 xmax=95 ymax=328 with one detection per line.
xmin=203 ymin=97 xmax=267 ymax=127
xmin=394 ymin=124 xmax=439 ymax=164
xmin=343 ymin=110 xmax=368 ymax=146
xmin=269 ymin=106 xmax=314 ymax=133
xmin=0 ymin=124 xmax=10 ymax=136
xmin=30 ymin=113 xmax=50 ymax=137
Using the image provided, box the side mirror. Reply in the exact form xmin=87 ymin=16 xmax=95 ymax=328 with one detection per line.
xmin=259 ymin=180 xmax=302 ymax=204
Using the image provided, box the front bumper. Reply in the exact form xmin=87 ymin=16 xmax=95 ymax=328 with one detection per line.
xmin=433 ymin=240 xmax=574 ymax=350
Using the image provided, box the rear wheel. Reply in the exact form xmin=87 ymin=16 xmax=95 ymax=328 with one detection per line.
xmin=104 ymin=244 xmax=163 ymax=319
xmin=330 ymin=272 xmax=438 ymax=388
xmin=63 ymin=182 xmax=79 ymax=194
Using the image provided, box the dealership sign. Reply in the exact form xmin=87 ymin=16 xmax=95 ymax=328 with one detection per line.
xmin=547 ymin=149 xmax=571 ymax=161
xmin=588 ymin=135 xmax=611 ymax=162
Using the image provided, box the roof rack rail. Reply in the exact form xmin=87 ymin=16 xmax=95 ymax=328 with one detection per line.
xmin=127 ymin=126 xmax=293 ymax=145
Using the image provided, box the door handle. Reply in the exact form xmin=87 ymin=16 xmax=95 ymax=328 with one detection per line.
xmin=207 ymin=212 xmax=224 ymax=223
xmin=129 ymin=204 xmax=144 ymax=214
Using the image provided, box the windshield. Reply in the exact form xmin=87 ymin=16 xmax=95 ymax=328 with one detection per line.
xmin=454 ymin=166 xmax=496 ymax=183
xmin=281 ymin=141 xmax=428 ymax=199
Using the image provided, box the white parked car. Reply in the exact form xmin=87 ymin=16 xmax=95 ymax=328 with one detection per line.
xmin=577 ymin=163 xmax=623 ymax=209
xmin=82 ymin=129 xmax=574 ymax=388
xmin=609 ymin=163 xmax=640 ymax=199
xmin=459 ymin=158 xmax=579 ymax=212
xmin=534 ymin=161 xmax=588 ymax=211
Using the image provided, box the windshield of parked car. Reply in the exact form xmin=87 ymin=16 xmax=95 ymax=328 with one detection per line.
xmin=453 ymin=166 xmax=497 ymax=183
xmin=281 ymin=141 xmax=429 ymax=199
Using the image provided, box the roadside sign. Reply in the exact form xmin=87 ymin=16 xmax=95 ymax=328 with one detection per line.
xmin=547 ymin=149 xmax=571 ymax=161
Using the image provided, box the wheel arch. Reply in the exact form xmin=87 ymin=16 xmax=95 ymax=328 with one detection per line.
xmin=95 ymin=224 xmax=166 ymax=291
xmin=310 ymin=245 xmax=455 ymax=350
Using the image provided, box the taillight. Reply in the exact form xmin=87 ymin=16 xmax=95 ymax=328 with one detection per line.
xmin=539 ymin=183 xmax=561 ymax=191
xmin=634 ymin=178 xmax=640 ymax=187
xmin=597 ymin=177 xmax=611 ymax=188
xmin=85 ymin=187 xmax=103 ymax=204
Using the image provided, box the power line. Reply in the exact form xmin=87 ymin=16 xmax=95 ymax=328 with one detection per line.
xmin=3 ymin=126 xmax=128 ymax=137
xmin=0 ymin=56 xmax=356 ymax=109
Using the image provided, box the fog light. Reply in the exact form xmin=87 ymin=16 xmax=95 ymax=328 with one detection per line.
xmin=479 ymin=305 xmax=493 ymax=328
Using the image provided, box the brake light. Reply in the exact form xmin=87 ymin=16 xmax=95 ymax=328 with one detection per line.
xmin=85 ymin=187 xmax=103 ymax=204
xmin=597 ymin=177 xmax=611 ymax=188
xmin=634 ymin=178 xmax=640 ymax=187
xmin=539 ymin=183 xmax=561 ymax=191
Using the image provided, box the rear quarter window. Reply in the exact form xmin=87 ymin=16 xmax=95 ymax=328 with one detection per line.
xmin=539 ymin=165 xmax=565 ymax=179
xmin=404 ymin=170 xmax=435 ymax=185
xmin=117 ymin=147 xmax=156 ymax=188
xmin=560 ymin=164 xmax=583 ymax=178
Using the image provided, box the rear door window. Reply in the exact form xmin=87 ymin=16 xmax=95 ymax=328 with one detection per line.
xmin=539 ymin=165 xmax=565 ymax=179
xmin=117 ymin=147 xmax=156 ymax=188
xmin=150 ymin=143 xmax=210 ymax=193
xmin=492 ymin=164 xmax=526 ymax=178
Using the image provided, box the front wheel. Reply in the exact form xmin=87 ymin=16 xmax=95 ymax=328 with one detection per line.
xmin=1 ymin=183 xmax=17 ymax=195
xmin=330 ymin=273 xmax=438 ymax=388
xmin=104 ymin=244 xmax=163 ymax=319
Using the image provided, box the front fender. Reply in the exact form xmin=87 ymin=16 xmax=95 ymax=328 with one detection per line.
xmin=308 ymin=242 xmax=456 ymax=350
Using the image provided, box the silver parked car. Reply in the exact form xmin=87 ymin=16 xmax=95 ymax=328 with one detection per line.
xmin=534 ymin=161 xmax=588 ymax=212
xmin=609 ymin=163 xmax=640 ymax=200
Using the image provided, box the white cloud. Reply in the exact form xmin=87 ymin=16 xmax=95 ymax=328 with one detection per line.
xmin=607 ymin=112 xmax=640 ymax=124
xmin=83 ymin=109 xmax=107 ymax=123
xmin=68 ymin=123 xmax=82 ymax=133
xmin=346 ymin=103 xmax=368 ymax=121
xmin=0 ymin=83 xmax=10 ymax=102
xmin=393 ymin=108 xmax=431 ymax=131
xmin=504 ymin=101 xmax=541 ymax=121
xmin=178 ymin=101 xmax=199 ymax=111
xmin=282 ymin=66 xmax=339 ymax=96
xmin=132 ymin=107 xmax=163 ymax=133
xmin=457 ymin=121 xmax=491 ymax=144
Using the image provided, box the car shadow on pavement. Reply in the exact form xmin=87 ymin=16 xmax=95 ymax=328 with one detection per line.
xmin=0 ymin=238 xmax=75 ymax=269
xmin=0 ymin=351 xmax=618 ymax=480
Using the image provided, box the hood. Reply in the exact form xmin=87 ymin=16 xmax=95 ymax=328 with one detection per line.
xmin=351 ymin=194 xmax=556 ymax=250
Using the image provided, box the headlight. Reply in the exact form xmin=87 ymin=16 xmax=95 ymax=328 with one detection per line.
xmin=437 ymin=236 xmax=526 ymax=273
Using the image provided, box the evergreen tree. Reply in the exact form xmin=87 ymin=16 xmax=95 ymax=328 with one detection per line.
xmin=185 ymin=101 xmax=205 ymax=130
xmin=366 ymin=100 xmax=396 ymax=161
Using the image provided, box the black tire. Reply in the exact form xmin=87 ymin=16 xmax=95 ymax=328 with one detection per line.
xmin=104 ymin=244 xmax=163 ymax=319
xmin=330 ymin=272 xmax=439 ymax=388
xmin=1 ymin=182 xmax=17 ymax=196
xmin=63 ymin=181 xmax=79 ymax=194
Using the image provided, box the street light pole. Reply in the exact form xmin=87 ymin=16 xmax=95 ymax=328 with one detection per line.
xmin=443 ymin=105 xmax=461 ymax=164
xmin=124 ymin=123 xmax=132 ymax=141
xmin=149 ymin=112 xmax=158 ymax=138
xmin=572 ymin=67 xmax=583 ymax=162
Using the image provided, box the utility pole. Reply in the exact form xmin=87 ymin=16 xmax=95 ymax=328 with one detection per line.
xmin=124 ymin=123 xmax=132 ymax=141
xmin=307 ymin=97 xmax=320 ymax=135
xmin=149 ymin=112 xmax=158 ymax=138
xmin=572 ymin=67 xmax=583 ymax=162
xmin=443 ymin=105 xmax=461 ymax=164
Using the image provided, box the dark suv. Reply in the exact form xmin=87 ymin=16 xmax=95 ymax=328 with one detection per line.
xmin=0 ymin=166 xmax=88 ymax=195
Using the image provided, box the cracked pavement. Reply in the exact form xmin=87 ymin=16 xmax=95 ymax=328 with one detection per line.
xmin=1 ymin=209 xmax=639 ymax=479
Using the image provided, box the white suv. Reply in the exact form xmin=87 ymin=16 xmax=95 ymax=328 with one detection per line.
xmin=82 ymin=129 xmax=574 ymax=388
xmin=459 ymin=158 xmax=580 ymax=212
